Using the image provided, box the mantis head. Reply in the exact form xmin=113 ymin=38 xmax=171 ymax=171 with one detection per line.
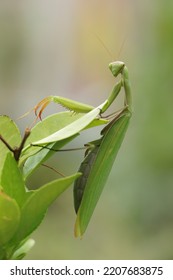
xmin=109 ymin=61 xmax=125 ymax=77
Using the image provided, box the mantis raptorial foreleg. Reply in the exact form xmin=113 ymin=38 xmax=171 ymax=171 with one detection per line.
xmin=34 ymin=96 xmax=95 ymax=120
xmin=34 ymin=61 xmax=131 ymax=119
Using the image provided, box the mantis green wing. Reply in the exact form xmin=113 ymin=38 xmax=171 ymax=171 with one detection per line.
xmin=74 ymin=109 xmax=131 ymax=237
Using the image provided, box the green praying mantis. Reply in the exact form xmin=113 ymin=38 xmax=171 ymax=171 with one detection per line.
xmin=34 ymin=61 xmax=132 ymax=237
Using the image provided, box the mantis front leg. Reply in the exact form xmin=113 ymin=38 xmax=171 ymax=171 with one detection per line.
xmin=34 ymin=96 xmax=95 ymax=120
xmin=34 ymin=61 xmax=131 ymax=119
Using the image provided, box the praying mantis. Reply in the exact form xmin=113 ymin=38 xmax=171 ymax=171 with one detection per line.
xmin=33 ymin=60 xmax=132 ymax=237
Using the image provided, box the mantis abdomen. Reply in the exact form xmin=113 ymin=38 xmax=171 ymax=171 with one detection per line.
xmin=73 ymin=145 xmax=100 ymax=213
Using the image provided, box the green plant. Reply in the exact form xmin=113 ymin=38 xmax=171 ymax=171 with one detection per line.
xmin=0 ymin=61 xmax=132 ymax=259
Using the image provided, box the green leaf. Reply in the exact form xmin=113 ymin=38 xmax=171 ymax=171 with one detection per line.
xmin=29 ymin=101 xmax=107 ymax=145
xmin=20 ymin=111 xmax=107 ymax=164
xmin=0 ymin=153 xmax=27 ymax=208
xmin=75 ymin=111 xmax=131 ymax=237
xmin=22 ymin=135 xmax=78 ymax=180
xmin=0 ymin=191 xmax=20 ymax=246
xmin=12 ymin=172 xmax=81 ymax=243
xmin=0 ymin=115 xmax=21 ymax=174
xmin=21 ymin=112 xmax=83 ymax=161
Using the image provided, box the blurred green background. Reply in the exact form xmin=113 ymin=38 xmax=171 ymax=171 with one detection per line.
xmin=0 ymin=0 xmax=173 ymax=259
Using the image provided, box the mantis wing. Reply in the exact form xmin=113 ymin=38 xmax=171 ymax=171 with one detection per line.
xmin=75 ymin=110 xmax=131 ymax=237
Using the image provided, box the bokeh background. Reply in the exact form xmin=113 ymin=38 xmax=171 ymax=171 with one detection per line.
xmin=0 ymin=0 xmax=173 ymax=259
